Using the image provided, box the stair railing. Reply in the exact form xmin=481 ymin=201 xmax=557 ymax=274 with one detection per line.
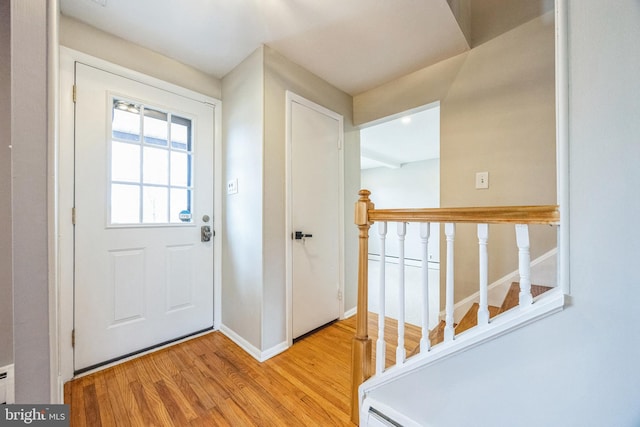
xmin=350 ymin=189 xmax=560 ymax=424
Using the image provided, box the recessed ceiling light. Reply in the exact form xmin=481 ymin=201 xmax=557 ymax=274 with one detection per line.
xmin=90 ymin=0 xmax=107 ymax=6
xmin=401 ymin=116 xmax=411 ymax=124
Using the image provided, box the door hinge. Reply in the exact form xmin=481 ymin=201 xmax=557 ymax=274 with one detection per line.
xmin=72 ymin=85 xmax=77 ymax=103
xmin=72 ymin=207 xmax=76 ymax=225
xmin=338 ymin=290 xmax=343 ymax=301
xmin=71 ymin=329 xmax=75 ymax=348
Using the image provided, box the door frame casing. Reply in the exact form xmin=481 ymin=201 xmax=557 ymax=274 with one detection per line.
xmin=58 ymin=47 xmax=223 ymax=382
xmin=285 ymin=91 xmax=345 ymax=345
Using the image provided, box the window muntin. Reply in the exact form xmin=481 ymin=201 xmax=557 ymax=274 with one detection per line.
xmin=110 ymin=99 xmax=193 ymax=225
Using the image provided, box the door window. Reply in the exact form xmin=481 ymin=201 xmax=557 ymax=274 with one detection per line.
xmin=110 ymin=98 xmax=194 ymax=225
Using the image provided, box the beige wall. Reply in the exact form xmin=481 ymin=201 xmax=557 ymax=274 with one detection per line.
xmin=441 ymin=12 xmax=556 ymax=301
xmin=59 ymin=15 xmax=221 ymax=99
xmin=221 ymin=48 xmax=265 ymax=350
xmin=11 ymin=0 xmax=52 ymax=402
xmin=221 ymin=45 xmax=359 ymax=352
xmin=470 ymin=0 xmax=554 ymax=46
xmin=263 ymin=46 xmax=359 ymax=348
xmin=355 ymin=13 xmax=556 ymax=303
xmin=0 ymin=0 xmax=13 ymax=368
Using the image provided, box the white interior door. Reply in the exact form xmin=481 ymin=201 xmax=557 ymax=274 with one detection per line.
xmin=73 ymin=63 xmax=215 ymax=372
xmin=290 ymin=95 xmax=343 ymax=339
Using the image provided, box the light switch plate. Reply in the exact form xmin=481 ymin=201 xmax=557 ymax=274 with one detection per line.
xmin=476 ymin=172 xmax=489 ymax=189
xmin=227 ymin=178 xmax=238 ymax=194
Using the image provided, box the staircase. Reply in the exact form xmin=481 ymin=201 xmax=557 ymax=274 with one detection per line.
xmin=403 ymin=282 xmax=552 ymax=357
xmin=350 ymin=190 xmax=564 ymax=425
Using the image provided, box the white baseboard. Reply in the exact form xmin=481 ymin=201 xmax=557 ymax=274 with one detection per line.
xmin=219 ymin=324 xmax=289 ymax=363
xmin=0 ymin=364 xmax=15 ymax=404
xmin=260 ymin=341 xmax=289 ymax=361
xmin=343 ymin=306 xmax=357 ymax=319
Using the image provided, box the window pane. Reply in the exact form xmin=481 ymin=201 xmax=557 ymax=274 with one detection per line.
xmin=170 ymin=151 xmax=191 ymax=187
xmin=112 ymin=101 xmax=140 ymax=142
xmin=142 ymin=186 xmax=168 ymax=223
xmin=144 ymin=108 xmax=168 ymax=146
xmin=143 ymin=147 xmax=169 ymax=185
xmin=111 ymin=141 xmax=140 ymax=183
xmin=111 ymin=184 xmax=140 ymax=224
xmin=170 ymin=188 xmax=192 ymax=223
xmin=171 ymin=115 xmax=191 ymax=151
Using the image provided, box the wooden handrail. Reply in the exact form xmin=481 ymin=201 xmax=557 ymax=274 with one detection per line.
xmin=369 ymin=205 xmax=560 ymax=225
xmin=350 ymin=190 xmax=559 ymax=423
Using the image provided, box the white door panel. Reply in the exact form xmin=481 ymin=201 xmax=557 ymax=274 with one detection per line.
xmin=290 ymin=98 xmax=342 ymax=339
xmin=74 ymin=63 xmax=214 ymax=371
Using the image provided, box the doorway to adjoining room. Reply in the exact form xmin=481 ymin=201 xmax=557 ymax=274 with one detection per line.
xmin=360 ymin=102 xmax=441 ymax=329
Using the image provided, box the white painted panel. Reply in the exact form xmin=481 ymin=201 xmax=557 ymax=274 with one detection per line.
xmin=110 ymin=249 xmax=145 ymax=324
xmin=166 ymin=244 xmax=194 ymax=312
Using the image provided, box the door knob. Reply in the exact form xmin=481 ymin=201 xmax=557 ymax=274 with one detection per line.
xmin=201 ymin=225 xmax=213 ymax=242
xmin=294 ymin=231 xmax=313 ymax=240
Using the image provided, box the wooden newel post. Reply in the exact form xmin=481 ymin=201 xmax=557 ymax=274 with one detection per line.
xmin=351 ymin=189 xmax=374 ymax=424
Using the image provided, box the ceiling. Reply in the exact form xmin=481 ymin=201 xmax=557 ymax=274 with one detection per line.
xmin=360 ymin=105 xmax=440 ymax=170
xmin=59 ymin=1 xmax=552 ymax=170
xmin=59 ymin=0 xmax=470 ymax=95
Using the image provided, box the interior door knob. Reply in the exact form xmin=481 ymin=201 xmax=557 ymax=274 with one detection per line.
xmin=294 ymin=231 xmax=313 ymax=240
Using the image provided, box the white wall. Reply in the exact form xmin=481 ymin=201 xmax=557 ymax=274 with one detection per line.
xmin=366 ymin=2 xmax=640 ymax=425
xmin=362 ymin=160 xmax=440 ymax=261
xmin=0 ymin=0 xmax=13 ymax=368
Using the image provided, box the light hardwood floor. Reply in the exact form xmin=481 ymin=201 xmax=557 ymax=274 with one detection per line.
xmin=64 ymin=315 xmax=422 ymax=426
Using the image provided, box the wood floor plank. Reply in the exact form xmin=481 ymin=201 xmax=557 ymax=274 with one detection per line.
xmin=68 ymin=377 xmax=88 ymax=427
xmin=129 ymin=380 xmax=163 ymax=427
xmin=110 ymin=364 xmax=147 ymax=427
xmin=65 ymin=318 xmax=378 ymax=426
xmin=82 ymin=383 xmax=102 ymax=427
xmin=93 ymin=372 xmax=119 ymax=427
xmin=154 ymin=380 xmax=193 ymax=425
xmin=188 ymin=407 xmax=233 ymax=427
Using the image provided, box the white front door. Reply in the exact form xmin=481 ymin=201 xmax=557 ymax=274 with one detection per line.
xmin=73 ymin=63 xmax=215 ymax=372
xmin=289 ymin=94 xmax=343 ymax=339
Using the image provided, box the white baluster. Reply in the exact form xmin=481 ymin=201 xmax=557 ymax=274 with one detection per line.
xmin=396 ymin=222 xmax=407 ymax=365
xmin=376 ymin=222 xmax=387 ymax=375
xmin=477 ymin=224 xmax=490 ymax=325
xmin=420 ymin=223 xmax=431 ymax=353
xmin=444 ymin=223 xmax=455 ymax=342
xmin=516 ymin=224 xmax=533 ymax=306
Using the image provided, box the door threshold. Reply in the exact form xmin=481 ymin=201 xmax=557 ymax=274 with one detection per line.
xmin=74 ymin=326 xmax=214 ymax=377
xmin=293 ymin=319 xmax=338 ymax=343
